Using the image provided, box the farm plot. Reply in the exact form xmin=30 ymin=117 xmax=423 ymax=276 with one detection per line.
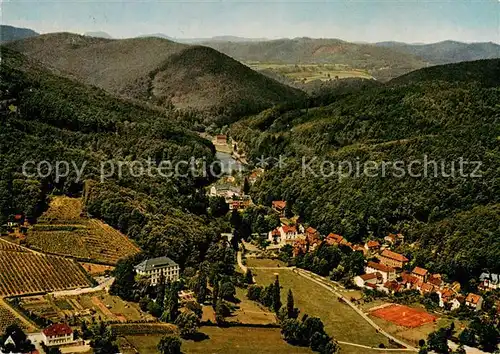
xmin=0 ymin=251 xmax=91 ymax=296
xmin=26 ymin=197 xmax=140 ymax=264
xmin=20 ymin=291 xmax=154 ymax=324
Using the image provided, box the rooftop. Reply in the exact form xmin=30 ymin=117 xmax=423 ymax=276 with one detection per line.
xmin=360 ymin=273 xmax=380 ymax=281
xmin=325 ymin=233 xmax=344 ymax=244
xmin=380 ymin=249 xmax=409 ymax=263
xmin=43 ymin=323 xmax=72 ymax=337
xmin=366 ymin=261 xmax=395 ymax=273
xmin=412 ymin=266 xmax=429 ymax=276
xmin=366 ymin=240 xmax=380 ymax=248
xmin=272 ymin=200 xmax=286 ymax=210
xmin=134 ymin=256 xmax=178 ymax=273
xmin=479 ymin=272 xmax=499 ymax=284
xmin=466 ymin=293 xmax=482 ymax=305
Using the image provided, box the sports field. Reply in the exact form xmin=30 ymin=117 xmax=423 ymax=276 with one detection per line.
xmin=371 ymin=304 xmax=437 ymax=328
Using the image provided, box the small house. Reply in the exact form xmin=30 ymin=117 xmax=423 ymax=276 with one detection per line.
xmin=465 ymin=293 xmax=483 ymax=311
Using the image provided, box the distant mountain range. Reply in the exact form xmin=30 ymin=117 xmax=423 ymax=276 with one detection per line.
xmin=6 ymin=32 xmax=305 ymax=117
xmin=376 ymin=40 xmax=500 ymax=64
xmin=138 ymin=34 xmax=268 ymax=43
xmin=2 ymin=25 xmax=499 ymax=83
xmin=83 ymin=31 xmax=113 ymax=39
xmin=0 ymin=25 xmax=39 ymax=43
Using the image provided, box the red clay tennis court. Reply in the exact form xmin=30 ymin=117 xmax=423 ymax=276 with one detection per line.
xmin=371 ymin=304 xmax=436 ymax=328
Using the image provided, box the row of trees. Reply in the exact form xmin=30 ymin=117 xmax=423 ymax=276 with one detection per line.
xmin=420 ymin=317 xmax=500 ymax=354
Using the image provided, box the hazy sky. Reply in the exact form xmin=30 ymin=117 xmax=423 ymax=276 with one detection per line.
xmin=2 ymin=0 xmax=499 ymax=43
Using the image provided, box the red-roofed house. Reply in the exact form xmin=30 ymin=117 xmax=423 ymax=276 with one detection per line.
xmin=378 ymin=249 xmax=409 ymax=269
xmin=401 ymin=271 xmax=420 ymax=290
xmin=305 ymin=227 xmax=319 ymax=237
xmin=428 ymin=274 xmax=443 ymax=287
xmin=438 ymin=288 xmax=461 ymax=310
xmin=419 ymin=282 xmax=435 ymax=294
xmin=465 ymin=293 xmax=483 ymax=311
xmin=365 ymin=261 xmax=396 ymax=283
xmin=383 ymin=280 xmax=403 ymax=294
xmin=272 ymin=201 xmax=287 ymax=216
xmin=268 ymin=225 xmax=299 ymax=244
xmin=325 ymin=233 xmax=344 ymax=246
xmin=364 ymin=240 xmax=381 ymax=252
xmin=412 ymin=267 xmax=429 ymax=282
xmin=354 ymin=273 xmax=382 ymax=288
xmin=42 ymin=323 xmax=74 ymax=347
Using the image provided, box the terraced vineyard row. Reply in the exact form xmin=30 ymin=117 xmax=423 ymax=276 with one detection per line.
xmin=0 ymin=239 xmax=28 ymax=252
xmin=0 ymin=301 xmax=33 ymax=333
xmin=0 ymin=250 xmax=92 ymax=297
xmin=26 ymin=197 xmax=140 ymax=264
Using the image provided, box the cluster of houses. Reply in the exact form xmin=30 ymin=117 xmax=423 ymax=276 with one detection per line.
xmin=266 ymin=203 xmax=497 ymax=315
xmin=352 ymin=243 xmax=498 ymax=312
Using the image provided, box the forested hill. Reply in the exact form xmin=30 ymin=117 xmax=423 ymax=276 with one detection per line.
xmin=202 ymin=37 xmax=427 ymax=81
xmin=6 ymin=33 xmax=306 ymax=121
xmin=231 ymin=59 xmax=500 ymax=283
xmin=389 ymin=58 xmax=500 ymax=87
xmin=0 ymin=25 xmax=39 ymax=43
xmin=376 ymin=40 xmax=500 ymax=65
xmin=0 ymin=47 xmax=224 ymax=268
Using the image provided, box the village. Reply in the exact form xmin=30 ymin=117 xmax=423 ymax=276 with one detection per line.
xmin=0 ymin=134 xmax=497 ymax=354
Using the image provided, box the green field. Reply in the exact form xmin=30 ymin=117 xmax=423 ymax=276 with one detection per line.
xmin=245 ymin=258 xmax=286 ymax=268
xmin=247 ymin=62 xmax=373 ymax=83
xmin=252 ymin=268 xmax=393 ymax=348
xmin=123 ymin=327 xmax=313 ymax=354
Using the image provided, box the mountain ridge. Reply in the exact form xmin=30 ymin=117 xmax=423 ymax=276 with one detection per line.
xmin=6 ymin=32 xmax=306 ymax=119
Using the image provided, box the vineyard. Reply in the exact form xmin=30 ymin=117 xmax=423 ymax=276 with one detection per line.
xmin=26 ymin=197 xmax=140 ymax=264
xmin=0 ymin=250 xmax=92 ymax=296
xmin=0 ymin=300 xmax=35 ymax=333
xmin=0 ymin=239 xmax=29 ymax=252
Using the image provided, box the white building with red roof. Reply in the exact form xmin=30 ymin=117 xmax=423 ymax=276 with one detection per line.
xmin=365 ymin=261 xmax=396 ymax=283
xmin=42 ymin=323 xmax=74 ymax=347
xmin=268 ymin=224 xmax=300 ymax=244
xmin=465 ymin=293 xmax=483 ymax=311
